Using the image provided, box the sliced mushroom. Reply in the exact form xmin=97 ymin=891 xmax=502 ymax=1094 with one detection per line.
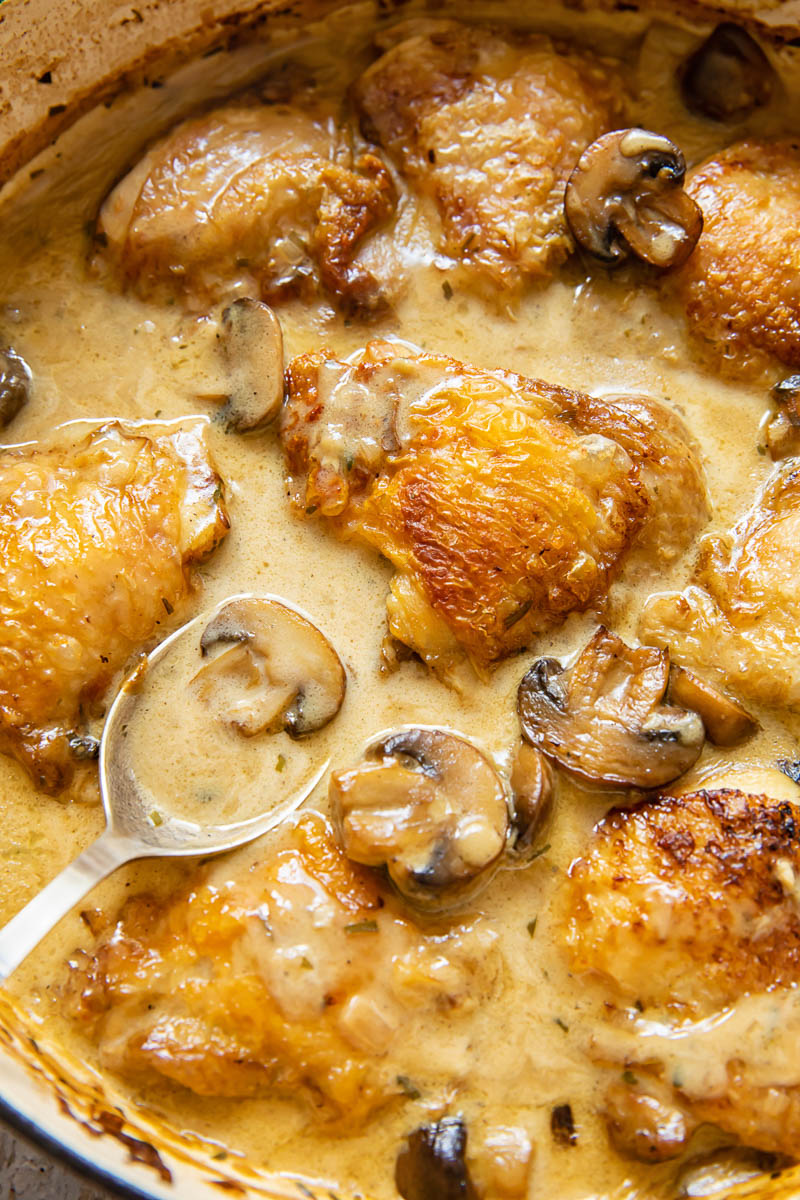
xmin=605 ymin=1080 xmax=690 ymax=1163
xmin=396 ymin=1118 xmax=478 ymax=1200
xmin=680 ymin=23 xmax=774 ymax=122
xmin=217 ymin=298 xmax=284 ymax=432
xmin=192 ymin=596 xmax=345 ymax=737
xmin=517 ymin=627 xmax=705 ymax=790
xmin=668 ymin=665 xmax=757 ymax=747
xmin=331 ymin=727 xmax=510 ymax=911
xmin=508 ymin=741 xmax=554 ymax=860
xmin=0 ymin=345 xmax=31 ymax=427
xmin=564 ymin=129 xmax=703 ymax=270
xmin=766 ymin=375 xmax=800 ymax=461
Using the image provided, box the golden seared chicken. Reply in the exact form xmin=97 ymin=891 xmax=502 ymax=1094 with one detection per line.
xmin=66 ymin=815 xmax=496 ymax=1119
xmin=674 ymin=140 xmax=800 ymax=374
xmin=641 ymin=459 xmax=800 ymax=708
xmin=564 ymin=784 xmax=800 ymax=1156
xmin=97 ymin=96 xmax=395 ymax=311
xmin=281 ymin=339 xmax=708 ymax=676
xmin=0 ymin=421 xmax=228 ymax=794
xmin=354 ymin=20 xmax=623 ymax=293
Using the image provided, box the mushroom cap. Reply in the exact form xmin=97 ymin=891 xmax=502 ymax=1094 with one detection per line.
xmin=331 ymin=726 xmax=510 ymax=911
xmin=508 ymin=740 xmax=554 ymax=860
xmin=517 ymin=626 xmax=705 ymax=790
xmin=680 ymin=23 xmax=774 ymax=122
xmin=192 ymin=595 xmax=345 ymax=737
xmin=218 ymin=298 xmax=284 ymax=433
xmin=564 ymin=129 xmax=703 ymax=270
xmin=0 ymin=345 xmax=31 ymax=428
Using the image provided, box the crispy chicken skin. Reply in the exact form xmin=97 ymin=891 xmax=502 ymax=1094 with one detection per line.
xmin=66 ymin=815 xmax=496 ymax=1119
xmin=281 ymin=340 xmax=708 ymax=675
xmin=565 ymin=787 xmax=800 ymax=1156
xmin=354 ymin=20 xmax=623 ymax=293
xmin=640 ymin=459 xmax=800 ymax=708
xmin=674 ymin=139 xmax=800 ymax=375
xmin=0 ymin=421 xmax=228 ymax=794
xmin=97 ymin=98 xmax=395 ymax=312
xmin=565 ymin=789 xmax=800 ymax=1014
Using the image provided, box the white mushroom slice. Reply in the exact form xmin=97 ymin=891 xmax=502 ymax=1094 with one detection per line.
xmin=217 ymin=298 xmax=284 ymax=432
xmin=331 ymin=727 xmax=510 ymax=911
xmin=517 ymin=626 xmax=705 ymax=790
xmin=192 ymin=596 xmax=345 ymax=737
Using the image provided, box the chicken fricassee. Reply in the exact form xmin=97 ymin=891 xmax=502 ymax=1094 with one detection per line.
xmin=3 ymin=3 xmax=800 ymax=1198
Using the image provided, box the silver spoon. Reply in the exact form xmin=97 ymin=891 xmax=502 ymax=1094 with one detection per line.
xmin=0 ymin=599 xmax=331 ymax=982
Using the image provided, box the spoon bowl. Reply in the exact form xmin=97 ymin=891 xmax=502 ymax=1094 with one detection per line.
xmin=0 ymin=594 xmax=338 ymax=981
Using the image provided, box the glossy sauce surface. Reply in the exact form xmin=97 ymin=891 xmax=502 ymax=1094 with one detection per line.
xmin=1 ymin=4 xmax=800 ymax=1198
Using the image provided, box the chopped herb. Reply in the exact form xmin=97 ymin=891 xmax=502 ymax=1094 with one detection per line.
xmin=344 ymin=919 xmax=379 ymax=935
xmin=154 ymin=408 xmax=162 ymax=418
xmin=672 ymin=1069 xmax=684 ymax=1088
xmin=757 ymin=444 xmax=766 ymax=456
xmin=148 ymin=809 xmax=164 ymax=827
xmin=212 ymin=1150 xmax=227 ymax=1161
xmin=553 ymin=1016 xmax=569 ymax=1032
xmin=634 ymin=998 xmax=645 ymax=1013
xmin=305 ymin=504 xmax=318 ymax=515
xmin=276 ymin=754 xmax=286 ymax=772
xmin=442 ymin=280 xmax=453 ymax=300
xmin=343 ymin=452 xmax=354 ymax=471
xmin=622 ymin=1069 xmax=637 ymax=1085
xmin=161 ymin=597 xmax=174 ymax=615
xmin=526 ymin=917 xmax=538 ymax=938
xmin=396 ymin=1074 xmax=421 ymax=1099
xmin=300 ymin=956 xmax=313 ymax=969
xmin=551 ymin=1103 xmax=577 ymax=1147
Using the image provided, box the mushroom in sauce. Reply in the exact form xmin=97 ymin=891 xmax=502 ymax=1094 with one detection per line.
xmin=604 ymin=1080 xmax=691 ymax=1163
xmin=331 ymin=727 xmax=510 ymax=911
xmin=192 ymin=596 xmax=345 ymax=737
xmin=564 ymin=129 xmax=703 ymax=269
xmin=765 ymin=375 xmax=800 ymax=461
xmin=517 ymin=627 xmax=705 ymax=790
xmin=507 ymin=740 xmax=554 ymax=860
xmin=395 ymin=1117 xmax=478 ymax=1200
xmin=680 ymin=23 xmax=774 ymax=122
xmin=667 ymin=664 xmax=757 ymax=747
xmin=217 ymin=298 xmax=285 ymax=433
xmin=0 ymin=344 xmax=32 ymax=427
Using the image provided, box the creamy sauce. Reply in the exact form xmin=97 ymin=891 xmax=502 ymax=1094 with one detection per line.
xmin=1 ymin=3 xmax=800 ymax=1198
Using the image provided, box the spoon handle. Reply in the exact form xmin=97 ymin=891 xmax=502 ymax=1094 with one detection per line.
xmin=0 ymin=829 xmax=139 ymax=982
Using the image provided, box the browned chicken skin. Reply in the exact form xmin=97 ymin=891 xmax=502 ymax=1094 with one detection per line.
xmin=565 ymin=786 xmax=800 ymax=1157
xmin=66 ymin=815 xmax=496 ymax=1118
xmin=674 ymin=139 xmax=800 ymax=375
xmin=354 ymin=20 xmax=623 ymax=294
xmin=640 ymin=459 xmax=800 ymax=708
xmin=0 ymin=421 xmax=228 ymax=794
xmin=97 ymin=97 xmax=395 ymax=312
xmin=281 ymin=340 xmax=708 ymax=676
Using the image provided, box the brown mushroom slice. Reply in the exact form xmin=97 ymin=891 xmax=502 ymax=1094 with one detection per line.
xmin=604 ymin=1080 xmax=691 ymax=1163
xmin=508 ymin=741 xmax=554 ymax=859
xmin=766 ymin=375 xmax=800 ymax=461
xmin=0 ymin=344 xmax=31 ymax=427
xmin=517 ymin=627 xmax=704 ymax=790
xmin=331 ymin=727 xmax=510 ymax=910
xmin=680 ymin=23 xmax=774 ymax=122
xmin=217 ymin=298 xmax=284 ymax=433
xmin=192 ymin=596 xmax=345 ymax=737
xmin=564 ymin=129 xmax=703 ymax=270
xmin=396 ymin=1118 xmax=478 ymax=1200
xmin=668 ymin=665 xmax=758 ymax=747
